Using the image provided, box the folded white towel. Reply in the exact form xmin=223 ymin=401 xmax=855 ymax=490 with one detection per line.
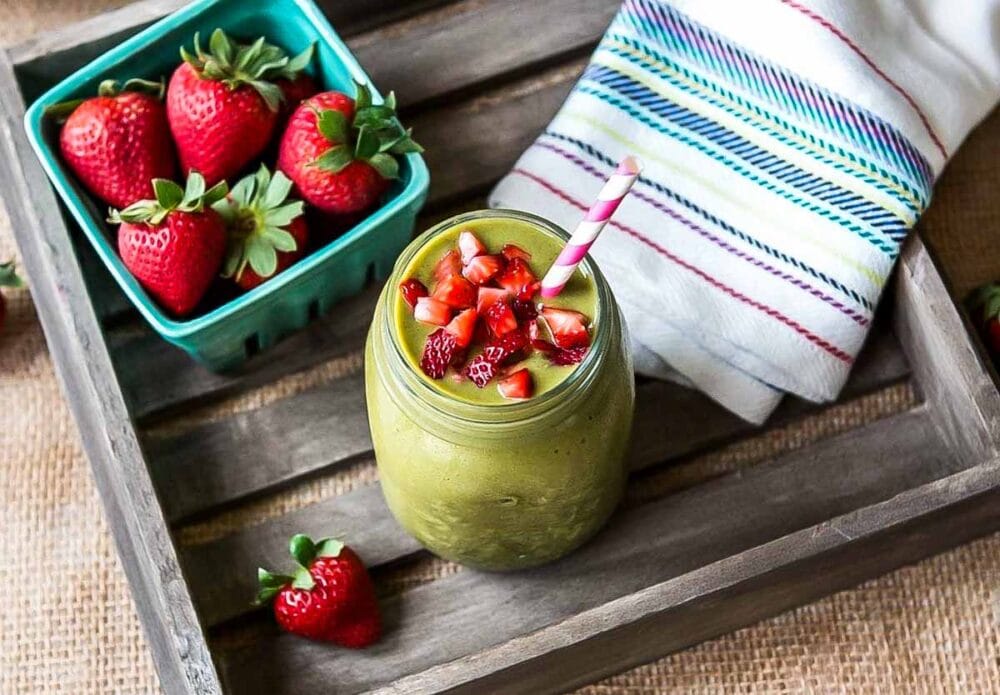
xmin=490 ymin=0 xmax=1000 ymax=423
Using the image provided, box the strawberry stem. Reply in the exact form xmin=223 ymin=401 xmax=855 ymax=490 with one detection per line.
xmin=45 ymin=77 xmax=166 ymax=122
xmin=0 ymin=261 xmax=24 ymax=289
xmin=213 ymin=165 xmax=304 ymax=281
xmin=108 ymin=171 xmax=228 ymax=226
xmin=310 ymin=81 xmax=423 ymax=179
xmin=181 ymin=29 xmax=315 ymax=111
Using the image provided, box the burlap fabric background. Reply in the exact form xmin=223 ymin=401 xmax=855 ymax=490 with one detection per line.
xmin=2 ymin=2 xmax=999 ymax=693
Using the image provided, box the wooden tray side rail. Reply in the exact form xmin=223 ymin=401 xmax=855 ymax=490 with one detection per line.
xmin=2 ymin=2 xmax=999 ymax=694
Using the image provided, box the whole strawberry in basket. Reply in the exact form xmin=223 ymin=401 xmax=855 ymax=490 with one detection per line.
xmin=256 ymin=534 xmax=381 ymax=648
xmin=49 ymin=78 xmax=176 ymax=209
xmin=109 ymin=172 xmax=228 ymax=317
xmin=213 ymin=165 xmax=309 ymax=291
xmin=278 ymin=83 xmax=422 ymax=215
xmin=168 ymin=29 xmax=314 ymax=186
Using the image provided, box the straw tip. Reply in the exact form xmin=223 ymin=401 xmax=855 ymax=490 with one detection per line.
xmin=617 ymin=155 xmax=642 ymax=176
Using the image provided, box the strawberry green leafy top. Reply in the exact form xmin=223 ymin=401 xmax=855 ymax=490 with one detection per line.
xmin=108 ymin=171 xmax=229 ymax=226
xmin=312 ymin=81 xmax=423 ymax=180
xmin=970 ymin=283 xmax=1000 ymax=322
xmin=255 ymin=533 xmax=345 ymax=605
xmin=44 ymin=77 xmax=166 ymax=121
xmin=0 ymin=261 xmax=24 ymax=289
xmin=181 ymin=28 xmax=314 ymax=111
xmin=213 ymin=165 xmax=305 ymax=281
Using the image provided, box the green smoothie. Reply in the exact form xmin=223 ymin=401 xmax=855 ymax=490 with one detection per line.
xmin=365 ymin=210 xmax=635 ymax=571
xmin=393 ymin=216 xmax=598 ymax=403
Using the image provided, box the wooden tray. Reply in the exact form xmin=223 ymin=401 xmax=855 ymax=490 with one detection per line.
xmin=2 ymin=1 xmax=999 ymax=693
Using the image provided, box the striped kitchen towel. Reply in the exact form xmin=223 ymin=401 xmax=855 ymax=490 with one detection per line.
xmin=489 ymin=0 xmax=1000 ymax=423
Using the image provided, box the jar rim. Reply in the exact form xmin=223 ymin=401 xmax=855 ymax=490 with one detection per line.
xmin=377 ymin=208 xmax=619 ymax=428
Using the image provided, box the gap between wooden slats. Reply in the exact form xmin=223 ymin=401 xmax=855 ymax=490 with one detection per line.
xmin=209 ymin=406 xmax=960 ymax=695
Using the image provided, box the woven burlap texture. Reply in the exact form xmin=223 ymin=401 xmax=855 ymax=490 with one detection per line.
xmin=2 ymin=2 xmax=999 ymax=693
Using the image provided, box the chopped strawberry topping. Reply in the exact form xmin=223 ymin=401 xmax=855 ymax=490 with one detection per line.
xmin=433 ymin=275 xmax=477 ymax=309
xmin=501 ymin=244 xmax=531 ymax=262
xmin=498 ymin=368 xmax=534 ymax=399
xmin=444 ymin=308 xmax=477 ymax=347
xmin=408 ymin=230 xmax=591 ymax=394
xmin=414 ymin=297 xmax=451 ymax=326
xmin=483 ymin=329 xmax=528 ymax=365
xmin=421 ymin=329 xmax=459 ymax=378
xmin=458 ymin=231 xmax=486 ymax=265
xmin=462 ymin=254 xmax=504 ymax=286
xmin=532 ymin=339 xmax=588 ymax=365
xmin=484 ymin=300 xmax=518 ymax=337
xmin=399 ymin=278 xmax=428 ymax=310
xmin=510 ymin=298 xmax=537 ymax=322
xmin=433 ymin=249 xmax=463 ymax=282
xmin=497 ymin=258 xmax=539 ymax=301
xmin=464 ymin=355 xmax=497 ymax=388
xmin=540 ymin=307 xmax=590 ymax=348
xmin=476 ymin=286 xmax=509 ymax=314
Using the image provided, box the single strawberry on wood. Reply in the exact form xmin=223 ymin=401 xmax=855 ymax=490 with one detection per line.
xmin=969 ymin=283 xmax=1000 ymax=355
xmin=50 ymin=78 xmax=176 ymax=209
xmin=277 ymin=82 xmax=422 ymax=215
xmin=213 ymin=165 xmax=308 ymax=291
xmin=110 ymin=172 xmax=229 ymax=317
xmin=256 ymin=534 xmax=381 ymax=648
xmin=0 ymin=261 xmax=25 ymax=334
xmin=168 ymin=29 xmax=314 ymax=186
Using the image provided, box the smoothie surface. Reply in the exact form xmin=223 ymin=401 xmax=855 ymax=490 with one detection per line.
xmin=393 ymin=216 xmax=598 ymax=404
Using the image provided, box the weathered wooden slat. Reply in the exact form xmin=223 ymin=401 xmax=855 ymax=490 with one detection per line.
xmin=213 ymin=406 xmax=961 ymax=693
xmin=146 ymin=373 xmax=369 ymax=522
xmin=181 ymin=482 xmax=423 ymax=627
xmin=113 ymin=63 xmax=581 ymax=419
xmin=349 ymin=0 xmax=614 ymax=110
xmin=114 ymin=284 xmax=379 ymax=421
xmin=150 ymin=315 xmax=908 ymax=524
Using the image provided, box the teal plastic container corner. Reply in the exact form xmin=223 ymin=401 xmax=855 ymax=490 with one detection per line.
xmin=23 ymin=0 xmax=429 ymax=371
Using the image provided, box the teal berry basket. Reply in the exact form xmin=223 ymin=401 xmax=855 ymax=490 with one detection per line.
xmin=22 ymin=0 xmax=429 ymax=371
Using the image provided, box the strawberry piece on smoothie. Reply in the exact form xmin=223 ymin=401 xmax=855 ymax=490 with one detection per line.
xmin=477 ymin=286 xmax=509 ymax=314
xmin=497 ymin=258 xmax=539 ymax=300
xmin=444 ymin=308 xmax=478 ymax=347
xmin=421 ymin=329 xmax=460 ymax=378
xmin=462 ymin=255 xmax=504 ymax=285
xmin=434 ymin=249 xmax=463 ymax=282
xmin=541 ymin=307 xmax=590 ymax=348
xmin=484 ymin=300 xmax=518 ymax=337
xmin=483 ymin=330 xmax=528 ymax=365
xmin=399 ymin=278 xmax=429 ymax=310
xmin=498 ymin=368 xmax=534 ymax=400
xmin=458 ymin=230 xmax=486 ymax=264
xmin=433 ymin=275 xmax=477 ymax=309
xmin=501 ymin=243 xmax=531 ymax=262
xmin=414 ymin=297 xmax=451 ymax=326
xmin=464 ymin=354 xmax=497 ymax=387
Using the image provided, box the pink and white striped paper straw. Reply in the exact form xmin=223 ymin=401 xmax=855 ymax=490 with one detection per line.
xmin=540 ymin=155 xmax=642 ymax=298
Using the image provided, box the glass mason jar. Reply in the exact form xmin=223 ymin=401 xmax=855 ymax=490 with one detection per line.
xmin=364 ymin=209 xmax=635 ymax=571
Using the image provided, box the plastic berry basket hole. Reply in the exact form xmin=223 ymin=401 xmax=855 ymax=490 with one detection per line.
xmin=21 ymin=0 xmax=430 ymax=372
